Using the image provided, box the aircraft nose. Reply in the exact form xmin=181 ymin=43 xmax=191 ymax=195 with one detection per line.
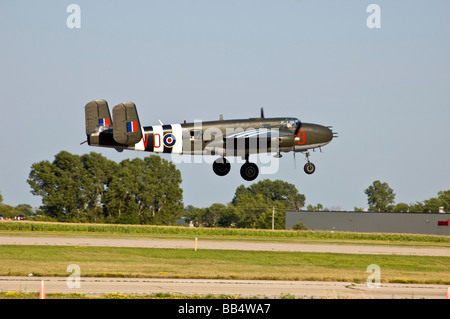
xmin=295 ymin=123 xmax=336 ymax=150
xmin=323 ymin=126 xmax=335 ymax=142
xmin=315 ymin=125 xmax=334 ymax=143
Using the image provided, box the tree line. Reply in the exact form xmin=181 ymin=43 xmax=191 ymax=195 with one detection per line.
xmin=305 ymin=180 xmax=449 ymax=214
xmin=27 ymin=151 xmax=183 ymax=224
xmin=24 ymin=151 xmax=306 ymax=228
xmin=361 ymin=180 xmax=449 ymax=213
xmin=184 ymin=179 xmax=306 ymax=229
xmin=188 ymin=180 xmax=449 ymax=228
xmin=0 ymin=151 xmax=448 ymax=227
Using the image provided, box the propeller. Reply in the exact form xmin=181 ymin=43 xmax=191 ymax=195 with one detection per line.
xmin=260 ymin=108 xmax=264 ymax=118
xmin=294 ymin=119 xmax=302 ymax=136
xmin=293 ymin=151 xmax=296 ymax=169
xmin=292 ymin=119 xmax=302 ymax=169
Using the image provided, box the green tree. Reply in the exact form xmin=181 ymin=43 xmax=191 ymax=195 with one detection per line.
xmin=232 ymin=179 xmax=305 ymax=210
xmin=28 ymin=151 xmax=119 ymax=221
xmin=233 ymin=193 xmax=281 ymax=229
xmin=409 ymin=201 xmax=424 ymax=213
xmin=15 ymin=204 xmax=34 ymax=217
xmin=423 ymin=197 xmax=442 ymax=213
xmin=215 ymin=204 xmax=239 ymax=228
xmin=28 ymin=151 xmax=84 ymax=220
xmin=392 ymin=203 xmax=409 ymax=213
xmin=28 ymin=151 xmax=183 ymax=224
xmin=231 ymin=179 xmax=302 ymax=229
xmin=80 ymin=152 xmax=118 ymax=220
xmin=184 ymin=204 xmax=239 ymax=228
xmin=406 ymin=190 xmax=449 ymax=213
xmin=437 ymin=190 xmax=450 ymax=212
xmin=364 ymin=180 xmax=396 ymax=212
xmin=307 ymin=203 xmax=323 ymax=211
xmin=105 ymin=156 xmax=183 ymax=225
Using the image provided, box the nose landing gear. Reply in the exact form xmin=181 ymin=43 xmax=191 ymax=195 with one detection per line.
xmin=303 ymin=151 xmax=316 ymax=175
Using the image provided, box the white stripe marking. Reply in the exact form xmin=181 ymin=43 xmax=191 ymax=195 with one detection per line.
xmin=153 ymin=125 xmax=164 ymax=153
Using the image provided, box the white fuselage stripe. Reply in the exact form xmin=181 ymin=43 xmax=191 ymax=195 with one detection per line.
xmin=153 ymin=125 xmax=164 ymax=153
xmin=171 ymin=123 xmax=182 ymax=154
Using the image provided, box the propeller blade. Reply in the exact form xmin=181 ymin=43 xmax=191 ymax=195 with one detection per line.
xmin=292 ymin=121 xmax=301 ymax=169
xmin=293 ymin=151 xmax=296 ymax=169
xmin=260 ymin=108 xmax=264 ymax=118
xmin=294 ymin=120 xmax=302 ymax=136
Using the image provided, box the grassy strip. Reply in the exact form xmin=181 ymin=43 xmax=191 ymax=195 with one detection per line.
xmin=1 ymin=221 xmax=449 ymax=244
xmin=0 ymin=245 xmax=449 ymax=284
xmin=0 ymin=292 xmax=284 ymax=299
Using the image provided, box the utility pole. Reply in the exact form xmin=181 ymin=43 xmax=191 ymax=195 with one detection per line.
xmin=272 ymin=206 xmax=275 ymax=230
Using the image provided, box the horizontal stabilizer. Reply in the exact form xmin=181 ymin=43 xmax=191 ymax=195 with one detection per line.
xmin=112 ymin=102 xmax=143 ymax=145
xmin=85 ymin=99 xmax=112 ymax=135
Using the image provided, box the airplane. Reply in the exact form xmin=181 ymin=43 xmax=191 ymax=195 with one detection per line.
xmin=83 ymin=99 xmax=337 ymax=181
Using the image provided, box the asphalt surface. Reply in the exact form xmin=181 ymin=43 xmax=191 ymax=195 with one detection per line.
xmin=0 ymin=276 xmax=448 ymax=299
xmin=1 ymin=236 xmax=449 ymax=256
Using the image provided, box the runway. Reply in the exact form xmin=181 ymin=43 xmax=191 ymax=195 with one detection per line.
xmin=0 ymin=276 xmax=448 ymax=299
xmin=1 ymin=236 xmax=449 ymax=256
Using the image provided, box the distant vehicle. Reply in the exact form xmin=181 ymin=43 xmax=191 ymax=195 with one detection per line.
xmin=15 ymin=215 xmax=25 ymax=220
xmin=0 ymin=215 xmax=4 ymax=220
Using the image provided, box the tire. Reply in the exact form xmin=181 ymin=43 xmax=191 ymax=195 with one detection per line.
xmin=240 ymin=162 xmax=259 ymax=181
xmin=213 ymin=158 xmax=231 ymax=176
xmin=304 ymin=162 xmax=316 ymax=175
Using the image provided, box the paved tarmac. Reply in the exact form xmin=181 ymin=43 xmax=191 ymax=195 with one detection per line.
xmin=0 ymin=276 xmax=448 ymax=299
xmin=1 ymin=236 xmax=449 ymax=256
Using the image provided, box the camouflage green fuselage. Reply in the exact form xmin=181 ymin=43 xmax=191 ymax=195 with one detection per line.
xmin=88 ymin=117 xmax=333 ymax=158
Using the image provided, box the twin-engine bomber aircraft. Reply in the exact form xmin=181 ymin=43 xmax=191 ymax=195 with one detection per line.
xmin=84 ymin=99 xmax=337 ymax=181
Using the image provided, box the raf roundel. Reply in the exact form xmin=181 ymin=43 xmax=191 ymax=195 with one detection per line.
xmin=163 ymin=133 xmax=176 ymax=148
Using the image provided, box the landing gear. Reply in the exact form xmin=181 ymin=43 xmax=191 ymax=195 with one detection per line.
xmin=212 ymin=157 xmax=259 ymax=181
xmin=304 ymin=162 xmax=316 ymax=174
xmin=212 ymin=158 xmax=231 ymax=176
xmin=240 ymin=161 xmax=259 ymax=181
xmin=303 ymin=151 xmax=316 ymax=175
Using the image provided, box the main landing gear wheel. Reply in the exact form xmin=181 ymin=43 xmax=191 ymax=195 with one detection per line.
xmin=212 ymin=158 xmax=231 ymax=176
xmin=240 ymin=162 xmax=259 ymax=181
xmin=304 ymin=162 xmax=316 ymax=175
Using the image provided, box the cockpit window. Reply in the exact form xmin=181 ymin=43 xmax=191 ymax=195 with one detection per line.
xmin=280 ymin=119 xmax=297 ymax=128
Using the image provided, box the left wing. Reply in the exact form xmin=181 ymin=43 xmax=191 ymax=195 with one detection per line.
xmin=211 ymin=127 xmax=294 ymax=157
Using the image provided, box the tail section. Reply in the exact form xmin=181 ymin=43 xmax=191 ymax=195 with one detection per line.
xmin=84 ymin=99 xmax=143 ymax=149
xmin=85 ymin=99 xmax=112 ymax=134
xmin=112 ymin=102 xmax=143 ymax=145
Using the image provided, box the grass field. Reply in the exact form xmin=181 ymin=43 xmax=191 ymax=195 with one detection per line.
xmin=0 ymin=221 xmax=449 ymax=291
xmin=0 ymin=245 xmax=449 ymax=284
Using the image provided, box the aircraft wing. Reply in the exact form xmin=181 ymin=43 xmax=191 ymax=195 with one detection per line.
xmin=203 ymin=128 xmax=294 ymax=156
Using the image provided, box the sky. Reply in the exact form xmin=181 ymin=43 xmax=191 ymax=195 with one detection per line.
xmin=0 ymin=1 xmax=449 ymax=211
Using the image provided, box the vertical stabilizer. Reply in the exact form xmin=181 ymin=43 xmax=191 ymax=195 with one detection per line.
xmin=112 ymin=102 xmax=143 ymax=145
xmin=85 ymin=99 xmax=112 ymax=135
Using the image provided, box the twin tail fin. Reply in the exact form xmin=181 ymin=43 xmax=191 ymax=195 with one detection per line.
xmin=84 ymin=99 xmax=143 ymax=146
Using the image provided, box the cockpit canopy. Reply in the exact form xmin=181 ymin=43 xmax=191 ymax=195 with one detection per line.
xmin=280 ymin=118 xmax=300 ymax=128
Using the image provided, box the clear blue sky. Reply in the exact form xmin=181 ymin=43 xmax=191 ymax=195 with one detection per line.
xmin=0 ymin=1 xmax=449 ymax=211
